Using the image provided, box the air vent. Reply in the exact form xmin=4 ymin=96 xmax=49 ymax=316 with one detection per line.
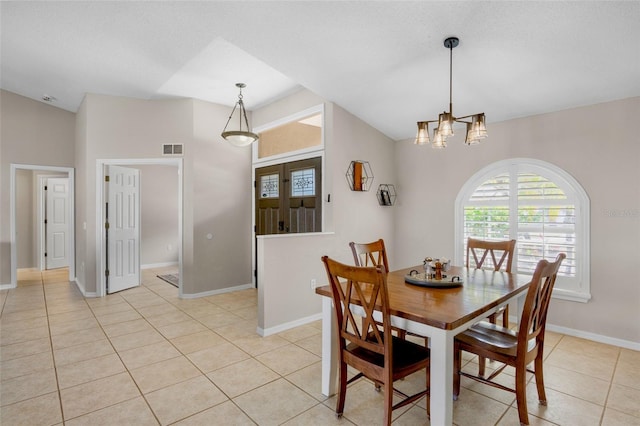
xmin=162 ymin=144 xmax=184 ymax=156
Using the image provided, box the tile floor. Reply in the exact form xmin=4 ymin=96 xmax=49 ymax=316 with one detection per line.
xmin=1 ymin=267 xmax=639 ymax=425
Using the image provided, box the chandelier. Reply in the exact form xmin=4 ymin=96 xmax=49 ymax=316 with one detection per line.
xmin=415 ymin=37 xmax=487 ymax=148
xmin=221 ymin=83 xmax=259 ymax=147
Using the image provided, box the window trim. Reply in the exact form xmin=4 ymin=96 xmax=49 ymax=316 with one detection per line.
xmin=455 ymin=158 xmax=591 ymax=303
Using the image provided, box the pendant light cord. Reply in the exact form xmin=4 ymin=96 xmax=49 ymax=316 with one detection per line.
xmin=449 ymin=42 xmax=453 ymax=117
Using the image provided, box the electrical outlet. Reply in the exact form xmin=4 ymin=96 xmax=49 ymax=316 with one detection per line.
xmin=310 ymin=278 xmax=317 ymax=289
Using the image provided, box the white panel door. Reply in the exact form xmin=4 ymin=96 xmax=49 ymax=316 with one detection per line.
xmin=107 ymin=165 xmax=140 ymax=293
xmin=46 ymin=178 xmax=70 ymax=269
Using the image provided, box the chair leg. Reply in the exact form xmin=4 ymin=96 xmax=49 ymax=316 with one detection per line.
xmin=534 ymin=354 xmax=547 ymax=405
xmin=336 ymin=362 xmax=347 ymax=417
xmin=384 ymin=380 xmax=393 ymax=425
xmin=478 ymin=355 xmax=486 ymax=378
xmin=502 ymin=305 xmax=510 ymax=327
xmin=515 ymin=365 xmax=529 ymax=426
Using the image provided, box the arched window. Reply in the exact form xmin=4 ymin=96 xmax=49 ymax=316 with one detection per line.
xmin=455 ymin=158 xmax=591 ymax=302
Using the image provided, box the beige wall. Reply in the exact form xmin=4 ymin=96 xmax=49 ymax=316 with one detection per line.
xmin=76 ymin=94 xmax=195 ymax=294
xmin=138 ymin=164 xmax=179 ymax=267
xmin=78 ymin=94 xmax=253 ymax=295
xmin=0 ymin=90 xmax=75 ymax=284
xmin=253 ymin=90 xmax=398 ymax=333
xmin=15 ymin=169 xmax=34 ymax=268
xmin=191 ymin=99 xmax=253 ymax=292
xmin=395 ymin=97 xmax=640 ymax=344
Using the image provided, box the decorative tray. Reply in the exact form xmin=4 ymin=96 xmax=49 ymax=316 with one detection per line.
xmin=404 ymin=272 xmax=464 ymax=288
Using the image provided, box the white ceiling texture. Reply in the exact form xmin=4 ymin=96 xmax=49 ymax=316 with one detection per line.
xmin=2 ymin=1 xmax=639 ymax=141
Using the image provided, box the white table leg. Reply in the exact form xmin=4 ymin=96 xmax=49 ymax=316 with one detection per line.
xmin=429 ymin=329 xmax=455 ymax=426
xmin=321 ymin=296 xmax=338 ymax=396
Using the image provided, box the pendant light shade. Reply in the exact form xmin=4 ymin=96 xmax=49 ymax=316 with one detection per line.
xmin=432 ymin=127 xmax=447 ymax=149
xmin=221 ymin=83 xmax=259 ymax=147
xmin=414 ymin=37 xmax=488 ymax=149
xmin=415 ymin=121 xmax=431 ymax=145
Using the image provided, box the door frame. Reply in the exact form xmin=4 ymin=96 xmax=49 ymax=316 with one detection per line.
xmin=9 ymin=164 xmax=75 ymax=288
xmin=96 ymin=158 xmax=183 ymax=297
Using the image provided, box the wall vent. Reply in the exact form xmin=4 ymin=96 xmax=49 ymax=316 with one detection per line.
xmin=162 ymin=144 xmax=184 ymax=156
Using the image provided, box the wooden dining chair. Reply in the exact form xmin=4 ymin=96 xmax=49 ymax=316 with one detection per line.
xmin=467 ymin=238 xmax=517 ymax=326
xmin=349 ymin=239 xmax=408 ymax=340
xmin=467 ymin=237 xmax=517 ymax=374
xmin=321 ymin=256 xmax=430 ymax=425
xmin=349 ymin=239 xmax=389 ymax=271
xmin=454 ymin=253 xmax=565 ymax=426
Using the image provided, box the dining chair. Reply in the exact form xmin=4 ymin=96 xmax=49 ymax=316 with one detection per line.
xmin=321 ymin=256 xmax=431 ymax=425
xmin=349 ymin=239 xmax=409 ymax=340
xmin=467 ymin=238 xmax=517 ymax=326
xmin=467 ymin=237 xmax=517 ymax=375
xmin=453 ymin=253 xmax=566 ymax=426
xmin=349 ymin=239 xmax=389 ymax=271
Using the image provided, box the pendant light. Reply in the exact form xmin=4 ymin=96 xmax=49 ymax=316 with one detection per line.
xmin=414 ymin=37 xmax=488 ymax=148
xmin=221 ymin=83 xmax=259 ymax=147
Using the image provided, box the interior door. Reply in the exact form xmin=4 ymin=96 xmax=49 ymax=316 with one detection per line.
xmin=255 ymin=157 xmax=322 ymax=235
xmin=107 ymin=165 xmax=141 ymax=293
xmin=45 ymin=177 xmax=70 ymax=269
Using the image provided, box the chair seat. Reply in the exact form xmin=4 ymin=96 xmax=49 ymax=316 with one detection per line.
xmin=456 ymin=322 xmax=518 ymax=356
xmin=346 ymin=332 xmax=430 ymax=378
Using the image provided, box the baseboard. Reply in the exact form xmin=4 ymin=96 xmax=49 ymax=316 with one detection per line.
xmin=257 ymin=313 xmax=323 ymax=337
xmin=546 ymin=323 xmax=640 ymax=351
xmin=0 ymin=283 xmax=13 ymax=290
xmin=507 ymin=314 xmax=639 ymax=351
xmin=141 ymin=262 xmax=178 ymax=270
xmin=73 ymin=278 xmax=97 ymax=298
xmin=179 ymin=283 xmax=254 ymax=299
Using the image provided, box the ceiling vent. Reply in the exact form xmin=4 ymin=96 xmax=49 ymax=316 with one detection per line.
xmin=162 ymin=144 xmax=184 ymax=156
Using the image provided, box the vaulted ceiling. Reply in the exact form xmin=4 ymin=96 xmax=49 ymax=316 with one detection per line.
xmin=2 ymin=1 xmax=639 ymax=141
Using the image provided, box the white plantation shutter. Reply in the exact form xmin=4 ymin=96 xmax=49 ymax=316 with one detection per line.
xmin=516 ymin=173 xmax=576 ymax=277
xmin=457 ymin=159 xmax=590 ymax=302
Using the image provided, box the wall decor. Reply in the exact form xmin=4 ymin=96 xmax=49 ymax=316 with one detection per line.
xmin=376 ymin=184 xmax=396 ymax=206
xmin=345 ymin=160 xmax=373 ymax=191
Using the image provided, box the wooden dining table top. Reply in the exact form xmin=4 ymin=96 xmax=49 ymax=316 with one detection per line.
xmin=315 ymin=265 xmax=532 ymax=330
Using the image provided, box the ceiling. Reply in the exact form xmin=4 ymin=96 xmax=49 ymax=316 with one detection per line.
xmin=2 ymin=1 xmax=639 ymax=141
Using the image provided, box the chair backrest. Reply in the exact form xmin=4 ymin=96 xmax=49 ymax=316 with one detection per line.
xmin=466 ymin=238 xmax=517 ymax=273
xmin=517 ymin=253 xmax=566 ymax=354
xmin=321 ymin=256 xmax=390 ymax=357
xmin=349 ymin=239 xmax=389 ymax=272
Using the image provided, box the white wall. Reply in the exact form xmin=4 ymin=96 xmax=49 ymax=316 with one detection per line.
xmin=394 ymin=97 xmax=640 ymax=344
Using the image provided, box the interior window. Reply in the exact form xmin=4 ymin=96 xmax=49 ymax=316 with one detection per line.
xmin=257 ymin=113 xmax=322 ymax=159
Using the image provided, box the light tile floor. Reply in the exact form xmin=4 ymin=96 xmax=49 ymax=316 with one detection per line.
xmin=1 ymin=267 xmax=639 ymax=425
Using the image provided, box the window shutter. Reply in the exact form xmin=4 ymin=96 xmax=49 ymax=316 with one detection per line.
xmin=516 ymin=173 xmax=576 ymax=277
xmin=457 ymin=159 xmax=590 ymax=303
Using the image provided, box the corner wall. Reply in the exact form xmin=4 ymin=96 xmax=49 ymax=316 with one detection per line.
xmin=252 ymin=90 xmax=397 ymax=333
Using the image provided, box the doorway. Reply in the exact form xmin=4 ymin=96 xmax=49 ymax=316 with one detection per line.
xmin=9 ymin=164 xmax=75 ymax=288
xmin=96 ymin=158 xmax=183 ymax=297
xmin=38 ymin=176 xmax=71 ymax=270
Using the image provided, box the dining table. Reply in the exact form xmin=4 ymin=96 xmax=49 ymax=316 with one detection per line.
xmin=315 ymin=264 xmax=532 ymax=426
